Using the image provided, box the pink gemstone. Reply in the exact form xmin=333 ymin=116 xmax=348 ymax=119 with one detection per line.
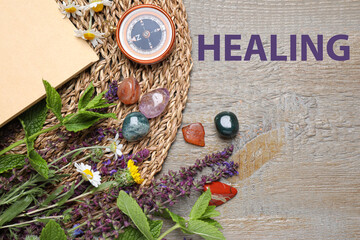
xmin=139 ymin=88 xmax=170 ymax=119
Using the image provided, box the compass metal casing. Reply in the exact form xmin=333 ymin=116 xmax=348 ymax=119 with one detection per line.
xmin=116 ymin=4 xmax=176 ymax=65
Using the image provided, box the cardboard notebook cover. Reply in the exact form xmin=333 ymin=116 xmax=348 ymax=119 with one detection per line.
xmin=0 ymin=0 xmax=99 ymax=128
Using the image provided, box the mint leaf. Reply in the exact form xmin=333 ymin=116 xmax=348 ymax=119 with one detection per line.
xmin=0 ymin=195 xmax=33 ymax=226
xmin=83 ymin=92 xmax=106 ymax=110
xmin=117 ymin=191 xmax=154 ymax=240
xmin=42 ymin=80 xmax=63 ymax=122
xmin=40 ymin=220 xmax=66 ymax=240
xmin=78 ymin=82 xmax=95 ymax=110
xmin=0 ymin=154 xmax=26 ymax=174
xmin=19 ymin=100 xmax=48 ymax=137
xmin=28 ymin=150 xmax=49 ymax=179
xmin=186 ymin=219 xmax=225 ymax=240
xmin=201 ymin=205 xmax=220 ymax=219
xmin=165 ymin=208 xmax=186 ymax=226
xmin=63 ymin=111 xmax=116 ymax=132
xmin=86 ymin=102 xmax=116 ymax=110
xmin=190 ymin=188 xmax=211 ymax=220
xmin=201 ymin=219 xmax=223 ymax=230
xmin=117 ymin=227 xmax=145 ymax=240
xmin=149 ymin=220 xmax=163 ymax=238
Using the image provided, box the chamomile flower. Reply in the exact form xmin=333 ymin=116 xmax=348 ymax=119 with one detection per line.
xmin=105 ymin=133 xmax=123 ymax=160
xmin=75 ymin=162 xmax=101 ymax=187
xmin=59 ymin=1 xmax=83 ymax=18
xmin=86 ymin=0 xmax=113 ymax=14
xmin=74 ymin=29 xmax=105 ymax=47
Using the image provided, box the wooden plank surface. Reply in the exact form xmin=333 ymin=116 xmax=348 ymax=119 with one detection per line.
xmin=159 ymin=0 xmax=360 ymax=239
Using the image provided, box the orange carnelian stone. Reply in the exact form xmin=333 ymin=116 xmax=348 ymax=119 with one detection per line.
xmin=117 ymin=77 xmax=141 ymax=105
xmin=182 ymin=123 xmax=205 ymax=147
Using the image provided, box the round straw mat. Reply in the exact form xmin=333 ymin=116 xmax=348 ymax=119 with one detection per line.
xmin=1 ymin=0 xmax=192 ymax=186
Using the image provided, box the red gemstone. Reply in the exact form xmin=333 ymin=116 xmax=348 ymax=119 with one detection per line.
xmin=203 ymin=181 xmax=237 ymax=206
xmin=182 ymin=123 xmax=205 ymax=147
xmin=117 ymin=77 xmax=141 ymax=105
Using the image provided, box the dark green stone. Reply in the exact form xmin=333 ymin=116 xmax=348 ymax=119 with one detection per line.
xmin=122 ymin=112 xmax=150 ymax=142
xmin=214 ymin=111 xmax=239 ymax=138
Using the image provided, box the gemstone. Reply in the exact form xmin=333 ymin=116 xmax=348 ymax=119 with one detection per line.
xmin=182 ymin=123 xmax=205 ymax=147
xmin=214 ymin=111 xmax=239 ymax=138
xmin=117 ymin=77 xmax=141 ymax=105
xmin=139 ymin=88 xmax=170 ymax=119
xmin=203 ymin=181 xmax=238 ymax=206
xmin=122 ymin=112 xmax=150 ymax=142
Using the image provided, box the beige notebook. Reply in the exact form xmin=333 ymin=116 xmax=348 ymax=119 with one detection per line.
xmin=0 ymin=0 xmax=99 ymax=127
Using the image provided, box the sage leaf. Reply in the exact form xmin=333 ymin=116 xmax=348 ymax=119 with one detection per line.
xmin=149 ymin=219 xmax=163 ymax=238
xmin=0 ymin=195 xmax=33 ymax=226
xmin=117 ymin=227 xmax=145 ymax=240
xmin=56 ymin=182 xmax=75 ymax=206
xmin=41 ymin=185 xmax=65 ymax=207
xmin=78 ymin=82 xmax=95 ymax=110
xmin=29 ymin=150 xmax=49 ymax=179
xmin=91 ymin=181 xmax=118 ymax=193
xmin=190 ymin=188 xmax=211 ymax=220
xmin=201 ymin=205 xmax=220 ymax=219
xmin=117 ymin=191 xmax=154 ymax=240
xmin=64 ymin=111 xmax=116 ymax=132
xmin=40 ymin=219 xmax=67 ymax=240
xmin=186 ymin=219 xmax=225 ymax=240
xmin=42 ymin=80 xmax=63 ymax=122
xmin=0 ymin=154 xmax=26 ymax=174
xmin=19 ymin=100 xmax=48 ymax=138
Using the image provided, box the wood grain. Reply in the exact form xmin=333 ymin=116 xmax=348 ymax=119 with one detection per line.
xmin=158 ymin=0 xmax=360 ymax=239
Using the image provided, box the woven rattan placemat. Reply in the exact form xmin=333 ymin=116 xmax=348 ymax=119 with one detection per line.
xmin=0 ymin=0 xmax=192 ymax=186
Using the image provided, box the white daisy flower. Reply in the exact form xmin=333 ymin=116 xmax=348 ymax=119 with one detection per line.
xmin=74 ymin=29 xmax=105 ymax=47
xmin=86 ymin=0 xmax=113 ymax=14
xmin=105 ymin=133 xmax=123 ymax=160
xmin=59 ymin=1 xmax=83 ymax=18
xmin=75 ymin=162 xmax=101 ymax=187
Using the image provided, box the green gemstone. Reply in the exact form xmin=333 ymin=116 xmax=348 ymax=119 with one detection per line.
xmin=214 ymin=111 xmax=239 ymax=138
xmin=122 ymin=112 xmax=150 ymax=142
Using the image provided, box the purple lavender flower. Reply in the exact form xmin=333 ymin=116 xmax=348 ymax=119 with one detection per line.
xmin=105 ymin=81 xmax=119 ymax=103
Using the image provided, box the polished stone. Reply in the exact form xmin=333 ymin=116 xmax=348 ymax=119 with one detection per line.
xmin=122 ymin=112 xmax=150 ymax=142
xmin=203 ymin=181 xmax=238 ymax=206
xmin=117 ymin=77 xmax=141 ymax=105
xmin=214 ymin=111 xmax=239 ymax=138
xmin=139 ymin=88 xmax=170 ymax=119
xmin=182 ymin=123 xmax=205 ymax=147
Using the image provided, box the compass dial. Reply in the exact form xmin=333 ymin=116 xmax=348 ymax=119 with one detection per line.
xmin=116 ymin=5 xmax=175 ymax=64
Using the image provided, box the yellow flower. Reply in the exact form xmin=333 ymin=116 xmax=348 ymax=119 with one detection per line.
xmin=127 ymin=159 xmax=144 ymax=184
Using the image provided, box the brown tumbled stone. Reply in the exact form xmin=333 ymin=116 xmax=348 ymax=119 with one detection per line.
xmin=117 ymin=77 xmax=141 ymax=105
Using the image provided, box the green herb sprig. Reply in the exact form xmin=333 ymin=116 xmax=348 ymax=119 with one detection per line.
xmin=116 ymin=189 xmax=225 ymax=240
xmin=0 ymin=80 xmax=116 ymax=178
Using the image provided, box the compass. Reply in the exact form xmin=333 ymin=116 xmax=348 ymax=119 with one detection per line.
xmin=116 ymin=4 xmax=176 ymax=64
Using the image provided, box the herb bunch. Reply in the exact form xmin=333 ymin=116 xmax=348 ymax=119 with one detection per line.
xmin=0 ymin=80 xmax=116 ymax=178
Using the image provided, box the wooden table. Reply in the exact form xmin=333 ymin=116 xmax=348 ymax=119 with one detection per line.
xmin=160 ymin=0 xmax=360 ymax=239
